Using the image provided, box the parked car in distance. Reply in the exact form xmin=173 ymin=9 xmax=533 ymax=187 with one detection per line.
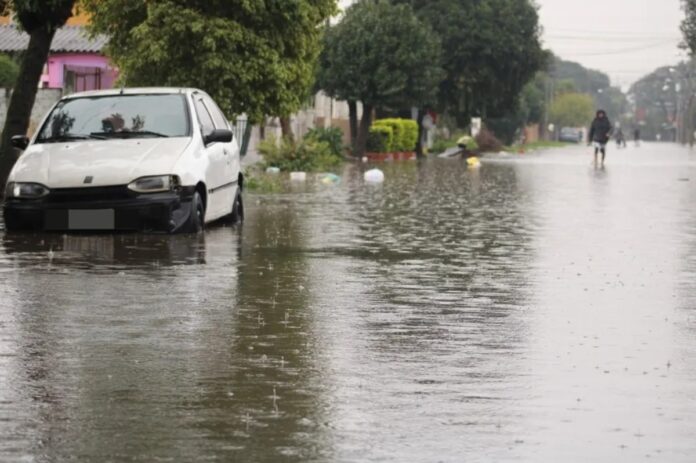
xmin=559 ymin=127 xmax=584 ymax=143
xmin=4 ymin=88 xmax=243 ymax=233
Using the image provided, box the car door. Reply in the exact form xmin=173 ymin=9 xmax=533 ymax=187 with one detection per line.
xmin=193 ymin=95 xmax=227 ymax=219
xmin=202 ymin=95 xmax=238 ymax=216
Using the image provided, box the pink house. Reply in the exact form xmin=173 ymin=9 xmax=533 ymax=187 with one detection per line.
xmin=0 ymin=25 xmax=118 ymax=93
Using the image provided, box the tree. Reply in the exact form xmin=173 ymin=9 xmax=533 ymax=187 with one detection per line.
xmin=549 ymin=93 xmax=594 ymax=129
xmin=81 ymin=0 xmax=336 ymax=125
xmin=316 ymin=0 xmax=442 ymax=156
xmin=682 ymin=0 xmax=696 ymax=54
xmin=0 ymin=0 xmax=75 ymax=192
xmin=0 ymin=54 xmax=19 ymax=87
xmin=394 ymin=0 xmax=546 ymax=126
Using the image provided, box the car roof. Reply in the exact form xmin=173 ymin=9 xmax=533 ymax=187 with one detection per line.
xmin=60 ymin=87 xmax=205 ymax=100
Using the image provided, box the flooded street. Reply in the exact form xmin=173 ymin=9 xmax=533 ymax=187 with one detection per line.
xmin=1 ymin=143 xmax=695 ymax=462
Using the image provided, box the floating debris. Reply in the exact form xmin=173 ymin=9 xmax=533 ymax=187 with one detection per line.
xmin=319 ymin=173 xmax=340 ymax=185
xmin=364 ymin=168 xmax=385 ymax=183
xmin=290 ymin=172 xmax=307 ymax=182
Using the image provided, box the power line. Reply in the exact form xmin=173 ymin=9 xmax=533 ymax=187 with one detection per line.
xmin=547 ymin=35 xmax=681 ymax=42
xmin=552 ymin=40 xmax=680 ymax=57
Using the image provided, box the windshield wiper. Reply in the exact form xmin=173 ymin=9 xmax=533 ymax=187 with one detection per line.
xmin=38 ymin=133 xmax=107 ymax=143
xmin=90 ymin=130 xmax=169 ymax=139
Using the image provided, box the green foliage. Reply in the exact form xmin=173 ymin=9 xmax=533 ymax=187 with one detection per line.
xmin=372 ymin=119 xmax=403 ymax=151
xmin=258 ymin=135 xmax=343 ymax=172
xmin=430 ymin=130 xmax=478 ymax=154
xmin=82 ymin=0 xmax=337 ymax=121
xmin=0 ymin=54 xmax=18 ymax=87
xmin=372 ymin=118 xmax=418 ymax=151
xmin=519 ymin=74 xmax=546 ymax=124
xmin=367 ymin=125 xmax=393 ymax=153
xmin=305 ymin=127 xmax=344 ymax=157
xmin=549 ymin=92 xmax=595 ymax=128
xmin=683 ymin=0 xmax=696 ymax=55
xmin=400 ymin=119 xmax=418 ymax=152
xmin=485 ymin=114 xmax=525 ymax=145
xmin=243 ymin=169 xmax=283 ymax=194
xmin=555 ymin=79 xmax=577 ymax=95
xmin=394 ymin=0 xmax=546 ymax=123
xmin=317 ymin=0 xmax=443 ymax=110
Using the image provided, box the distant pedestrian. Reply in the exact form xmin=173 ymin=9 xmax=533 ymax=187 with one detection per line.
xmin=615 ymin=128 xmax=627 ymax=148
xmin=588 ymin=110 xmax=613 ymax=166
xmin=634 ymin=127 xmax=641 ymax=146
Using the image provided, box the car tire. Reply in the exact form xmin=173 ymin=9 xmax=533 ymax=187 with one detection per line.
xmin=182 ymin=191 xmax=204 ymax=233
xmin=230 ymin=188 xmax=244 ymax=224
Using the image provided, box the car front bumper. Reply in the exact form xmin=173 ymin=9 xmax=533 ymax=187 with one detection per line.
xmin=3 ymin=185 xmax=196 ymax=233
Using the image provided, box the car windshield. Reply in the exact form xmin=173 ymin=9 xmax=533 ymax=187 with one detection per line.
xmin=36 ymin=93 xmax=190 ymax=143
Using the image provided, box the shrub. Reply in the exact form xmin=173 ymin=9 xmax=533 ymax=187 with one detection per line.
xmin=400 ymin=119 xmax=418 ymax=152
xmin=373 ymin=118 xmax=418 ymax=151
xmin=430 ymin=137 xmax=456 ymax=154
xmin=367 ymin=125 xmax=393 ymax=153
xmin=259 ymin=135 xmax=342 ymax=172
xmin=0 ymin=54 xmax=19 ymax=88
xmin=304 ymin=126 xmax=344 ymax=157
xmin=373 ymin=119 xmax=404 ymax=151
xmin=475 ymin=128 xmax=503 ymax=153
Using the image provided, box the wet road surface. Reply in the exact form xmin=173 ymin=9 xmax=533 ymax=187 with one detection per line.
xmin=1 ymin=142 xmax=695 ymax=462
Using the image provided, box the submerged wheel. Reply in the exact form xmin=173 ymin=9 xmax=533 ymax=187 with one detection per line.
xmin=230 ymin=188 xmax=244 ymax=224
xmin=181 ymin=191 xmax=204 ymax=233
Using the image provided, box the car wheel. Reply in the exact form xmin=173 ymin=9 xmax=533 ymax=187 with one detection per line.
xmin=230 ymin=189 xmax=244 ymax=224
xmin=181 ymin=191 xmax=204 ymax=233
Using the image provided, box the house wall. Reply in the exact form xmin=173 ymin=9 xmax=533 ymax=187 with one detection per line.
xmin=44 ymin=53 xmax=117 ymax=91
xmin=0 ymin=88 xmax=63 ymax=136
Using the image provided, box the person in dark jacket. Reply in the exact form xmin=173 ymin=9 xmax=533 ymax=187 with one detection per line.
xmin=588 ymin=110 xmax=613 ymax=166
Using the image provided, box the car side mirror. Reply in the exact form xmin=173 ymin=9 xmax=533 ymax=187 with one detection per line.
xmin=204 ymin=129 xmax=233 ymax=145
xmin=11 ymin=135 xmax=29 ymax=150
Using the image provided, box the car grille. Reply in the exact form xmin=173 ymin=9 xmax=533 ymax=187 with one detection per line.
xmin=46 ymin=185 xmax=132 ymax=203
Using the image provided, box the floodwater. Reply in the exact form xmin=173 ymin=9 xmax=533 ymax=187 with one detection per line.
xmin=1 ymin=142 xmax=696 ymax=462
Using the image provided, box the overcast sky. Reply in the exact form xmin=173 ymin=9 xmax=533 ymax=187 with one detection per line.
xmin=338 ymin=0 xmax=687 ymax=89
xmin=536 ymin=0 xmax=686 ymax=89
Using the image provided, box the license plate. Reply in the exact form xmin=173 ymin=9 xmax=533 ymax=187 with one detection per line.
xmin=68 ymin=209 xmax=115 ymax=230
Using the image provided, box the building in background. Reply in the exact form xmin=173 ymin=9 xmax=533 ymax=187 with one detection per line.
xmin=0 ymin=25 xmax=115 ymax=93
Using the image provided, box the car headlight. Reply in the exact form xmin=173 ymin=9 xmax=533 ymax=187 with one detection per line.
xmin=5 ymin=182 xmax=50 ymax=199
xmin=127 ymin=175 xmax=180 ymax=193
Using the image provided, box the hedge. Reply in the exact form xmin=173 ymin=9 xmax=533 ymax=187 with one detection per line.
xmin=372 ymin=118 xmax=418 ymax=151
xmin=367 ymin=125 xmax=393 ymax=153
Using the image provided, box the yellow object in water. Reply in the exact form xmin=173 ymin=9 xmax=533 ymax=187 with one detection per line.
xmin=467 ymin=156 xmax=481 ymax=168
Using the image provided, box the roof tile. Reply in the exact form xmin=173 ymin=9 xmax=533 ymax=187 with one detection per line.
xmin=0 ymin=25 xmax=107 ymax=53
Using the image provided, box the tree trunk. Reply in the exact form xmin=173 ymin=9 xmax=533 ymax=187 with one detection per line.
xmin=355 ymin=104 xmax=373 ymax=158
xmin=279 ymin=116 xmax=293 ymax=141
xmin=348 ymin=100 xmax=358 ymax=155
xmin=0 ymin=26 xmax=56 ymax=193
xmin=415 ymin=108 xmax=426 ymax=159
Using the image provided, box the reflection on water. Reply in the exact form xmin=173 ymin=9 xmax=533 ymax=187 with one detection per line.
xmin=1 ymin=143 xmax=696 ymax=461
xmin=2 ymin=232 xmax=210 ymax=268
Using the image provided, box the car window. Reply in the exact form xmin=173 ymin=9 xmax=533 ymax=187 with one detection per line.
xmin=193 ymin=97 xmax=215 ymax=135
xmin=202 ymin=96 xmax=230 ymax=130
xmin=36 ymin=94 xmax=190 ymax=141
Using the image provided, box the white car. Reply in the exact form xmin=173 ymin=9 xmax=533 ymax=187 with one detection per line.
xmin=3 ymin=87 xmax=243 ymax=233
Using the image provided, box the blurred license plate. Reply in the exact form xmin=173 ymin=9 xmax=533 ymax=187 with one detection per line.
xmin=68 ymin=209 xmax=115 ymax=230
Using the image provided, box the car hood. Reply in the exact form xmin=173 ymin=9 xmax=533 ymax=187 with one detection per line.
xmin=10 ymin=137 xmax=192 ymax=188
